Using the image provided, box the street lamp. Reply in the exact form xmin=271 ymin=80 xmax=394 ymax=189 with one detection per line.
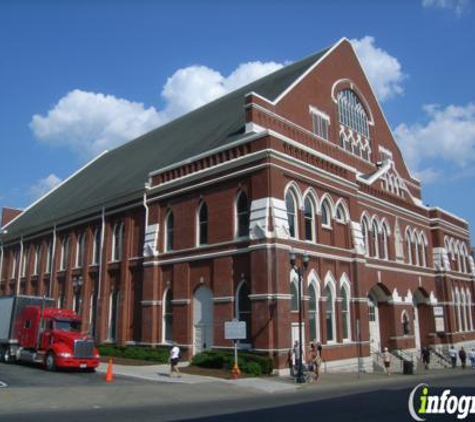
xmin=290 ymin=250 xmax=310 ymax=383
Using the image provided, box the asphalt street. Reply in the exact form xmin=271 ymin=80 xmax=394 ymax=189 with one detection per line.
xmin=1 ymin=363 xmax=474 ymax=421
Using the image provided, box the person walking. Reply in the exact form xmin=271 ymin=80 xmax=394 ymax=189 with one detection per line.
xmin=421 ymin=346 xmax=431 ymax=370
xmin=449 ymin=345 xmax=457 ymax=368
xmin=382 ymin=347 xmax=391 ymax=376
xmin=459 ymin=347 xmax=467 ymax=369
xmin=169 ymin=343 xmax=181 ymax=377
xmin=287 ymin=347 xmax=295 ymax=377
xmin=468 ymin=348 xmax=475 ymax=368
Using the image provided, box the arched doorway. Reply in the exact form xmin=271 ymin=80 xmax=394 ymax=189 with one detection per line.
xmin=368 ymin=284 xmax=391 ymax=353
xmin=193 ymin=286 xmax=214 ymax=354
xmin=413 ymin=288 xmax=431 ymax=351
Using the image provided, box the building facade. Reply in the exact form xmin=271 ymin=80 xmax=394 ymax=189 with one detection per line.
xmin=1 ymin=38 xmax=474 ymax=371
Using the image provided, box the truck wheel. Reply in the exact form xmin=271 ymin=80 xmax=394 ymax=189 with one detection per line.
xmin=3 ymin=347 xmax=12 ymax=364
xmin=45 ymin=352 xmax=56 ymax=371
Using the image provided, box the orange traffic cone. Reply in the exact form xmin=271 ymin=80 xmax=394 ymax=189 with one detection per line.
xmin=105 ymin=357 xmax=114 ymax=382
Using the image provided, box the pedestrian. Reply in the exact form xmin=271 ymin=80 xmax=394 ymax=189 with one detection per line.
xmin=169 ymin=343 xmax=181 ymax=377
xmin=316 ymin=341 xmax=323 ymax=359
xmin=468 ymin=348 xmax=475 ymax=368
xmin=421 ymin=346 xmax=431 ymax=370
xmin=293 ymin=340 xmax=301 ymax=375
xmin=287 ymin=347 xmax=295 ymax=377
xmin=382 ymin=347 xmax=391 ymax=376
xmin=449 ymin=345 xmax=457 ymax=368
xmin=459 ymin=347 xmax=467 ymax=369
xmin=307 ymin=342 xmax=316 ymax=382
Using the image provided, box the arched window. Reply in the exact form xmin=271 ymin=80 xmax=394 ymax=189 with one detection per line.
xmin=163 ymin=289 xmax=173 ymax=343
xmin=420 ymin=235 xmax=427 ymax=267
xmin=308 ymin=284 xmax=319 ymax=342
xmin=197 ymin=202 xmax=208 ymax=246
xmin=321 ymin=200 xmax=332 ymax=229
xmin=413 ymin=235 xmax=420 ymax=266
xmin=236 ymin=282 xmax=252 ymax=343
xmin=165 ymin=211 xmax=174 ymax=252
xmin=406 ymin=233 xmax=413 ymax=265
xmin=108 ymin=288 xmax=120 ymax=342
xmin=236 ymin=192 xmax=249 ymax=238
xmin=21 ymin=247 xmax=29 ymax=278
xmin=467 ymin=290 xmax=474 ymax=331
xmin=325 ymin=285 xmax=335 ymax=343
xmin=60 ymin=236 xmax=70 ymax=271
xmin=335 ymin=203 xmax=348 ymax=224
xmin=341 ymin=286 xmax=351 ymax=340
xmin=33 ymin=245 xmax=41 ymax=275
xmin=455 ymin=289 xmax=462 ymax=332
xmin=361 ymin=218 xmax=370 ymax=256
xmin=112 ymin=222 xmax=124 ymax=262
xmin=290 ymin=282 xmax=299 ymax=312
xmin=402 ymin=312 xmax=410 ymax=335
xmin=92 ymin=228 xmax=101 ymax=265
xmin=461 ymin=290 xmax=468 ymax=332
xmin=11 ymin=250 xmax=18 ymax=280
xmin=304 ymin=197 xmax=315 ymax=242
xmin=372 ymin=221 xmax=379 ymax=258
xmin=381 ymin=224 xmax=390 ymax=260
xmin=285 ymin=191 xmax=298 ymax=239
xmin=337 ymin=90 xmax=370 ymax=139
xmin=45 ymin=242 xmax=53 ymax=274
xmin=76 ymin=232 xmax=85 ymax=268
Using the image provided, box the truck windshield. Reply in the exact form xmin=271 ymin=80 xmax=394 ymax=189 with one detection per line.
xmin=54 ymin=319 xmax=81 ymax=332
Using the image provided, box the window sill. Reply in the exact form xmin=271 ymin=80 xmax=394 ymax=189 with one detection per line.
xmin=322 ymin=225 xmax=332 ymax=231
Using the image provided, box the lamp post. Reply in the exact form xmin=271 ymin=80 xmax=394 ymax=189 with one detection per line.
xmin=290 ymin=250 xmax=309 ymax=383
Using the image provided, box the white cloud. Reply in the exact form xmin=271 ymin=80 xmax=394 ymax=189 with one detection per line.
xmin=395 ymin=103 xmax=475 ymax=182
xmin=30 ymin=61 xmax=284 ymax=159
xmin=30 ymin=90 xmax=164 ymax=158
xmin=351 ymin=36 xmax=405 ymax=102
xmin=29 ymin=174 xmax=63 ymax=200
xmin=422 ymin=0 xmax=469 ymax=16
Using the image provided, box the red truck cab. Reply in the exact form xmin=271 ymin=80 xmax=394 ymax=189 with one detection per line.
xmin=15 ymin=305 xmax=100 ymax=371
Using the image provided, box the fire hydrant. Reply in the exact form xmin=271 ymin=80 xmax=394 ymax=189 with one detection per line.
xmin=232 ymin=362 xmax=240 ymax=380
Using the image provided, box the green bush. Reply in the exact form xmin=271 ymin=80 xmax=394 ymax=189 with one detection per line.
xmin=98 ymin=345 xmax=170 ymax=363
xmin=191 ymin=350 xmax=273 ymax=376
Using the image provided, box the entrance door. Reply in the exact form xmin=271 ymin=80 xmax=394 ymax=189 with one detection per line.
xmin=413 ymin=306 xmax=421 ymax=352
xmin=368 ymin=297 xmax=381 ymax=352
xmin=193 ymin=286 xmax=214 ymax=355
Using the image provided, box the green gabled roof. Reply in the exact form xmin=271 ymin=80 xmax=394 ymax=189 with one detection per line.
xmin=2 ymin=45 xmax=332 ymax=241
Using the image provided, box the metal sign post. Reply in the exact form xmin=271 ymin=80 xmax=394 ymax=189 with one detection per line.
xmin=224 ymin=319 xmax=246 ymax=379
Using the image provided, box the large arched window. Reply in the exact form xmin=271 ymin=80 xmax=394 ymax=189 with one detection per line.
xmin=308 ymin=283 xmax=320 ymax=342
xmin=112 ymin=222 xmax=124 ymax=262
xmin=335 ymin=202 xmax=348 ymax=224
xmin=285 ymin=191 xmax=298 ymax=239
xmin=419 ymin=235 xmax=427 ymax=267
xmin=163 ymin=289 xmax=173 ymax=343
xmin=108 ymin=288 xmax=120 ymax=342
xmin=197 ymin=202 xmax=208 ymax=246
xmin=341 ymin=286 xmax=351 ymax=340
xmin=467 ymin=290 xmax=474 ymax=331
xmin=455 ymin=289 xmax=462 ymax=332
xmin=165 ymin=211 xmax=174 ymax=252
xmin=461 ymin=290 xmax=468 ymax=332
xmin=236 ymin=192 xmax=249 ymax=238
xmin=321 ymin=200 xmax=332 ymax=229
xmin=337 ymin=90 xmax=370 ymax=139
xmin=45 ymin=242 xmax=52 ymax=274
xmin=33 ymin=245 xmax=41 ymax=275
xmin=236 ymin=282 xmax=252 ymax=343
xmin=324 ymin=285 xmax=335 ymax=343
xmin=381 ymin=223 xmax=390 ymax=260
xmin=406 ymin=232 xmax=413 ymax=265
xmin=304 ymin=197 xmax=315 ymax=242
xmin=76 ymin=232 xmax=85 ymax=268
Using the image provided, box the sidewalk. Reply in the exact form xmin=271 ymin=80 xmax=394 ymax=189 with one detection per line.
xmin=96 ymin=361 xmax=474 ymax=394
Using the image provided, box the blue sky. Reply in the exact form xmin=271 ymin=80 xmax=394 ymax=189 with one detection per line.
xmin=0 ymin=0 xmax=474 ymax=238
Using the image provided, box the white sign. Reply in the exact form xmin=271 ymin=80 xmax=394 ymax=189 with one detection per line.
xmin=435 ymin=317 xmax=445 ymax=333
xmin=433 ymin=306 xmax=444 ymax=317
xmin=225 ymin=320 xmax=246 ymax=340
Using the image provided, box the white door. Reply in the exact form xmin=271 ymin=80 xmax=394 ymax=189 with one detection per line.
xmin=368 ymin=298 xmax=381 ymax=352
xmin=413 ymin=306 xmax=421 ymax=352
xmin=193 ymin=286 xmax=214 ymax=355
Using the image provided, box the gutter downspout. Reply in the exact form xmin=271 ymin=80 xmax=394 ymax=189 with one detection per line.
xmin=48 ymin=225 xmax=57 ymax=298
xmin=143 ymin=191 xmax=149 ymax=229
xmin=16 ymin=236 xmax=23 ymax=295
xmin=97 ymin=207 xmax=106 ymax=301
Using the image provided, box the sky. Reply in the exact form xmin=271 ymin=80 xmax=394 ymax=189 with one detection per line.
xmin=0 ymin=0 xmax=474 ymax=238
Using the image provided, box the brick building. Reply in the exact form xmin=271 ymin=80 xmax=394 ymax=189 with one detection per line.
xmin=1 ymin=38 xmax=474 ymax=371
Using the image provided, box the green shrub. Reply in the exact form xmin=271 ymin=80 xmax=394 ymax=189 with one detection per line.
xmin=191 ymin=350 xmax=273 ymax=376
xmin=98 ymin=345 xmax=170 ymax=363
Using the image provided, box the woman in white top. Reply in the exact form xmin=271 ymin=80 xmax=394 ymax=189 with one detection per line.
xmin=170 ymin=344 xmax=181 ymax=377
xmin=382 ymin=347 xmax=391 ymax=376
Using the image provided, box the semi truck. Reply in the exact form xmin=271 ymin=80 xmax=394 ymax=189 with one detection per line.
xmin=0 ymin=295 xmax=100 ymax=371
